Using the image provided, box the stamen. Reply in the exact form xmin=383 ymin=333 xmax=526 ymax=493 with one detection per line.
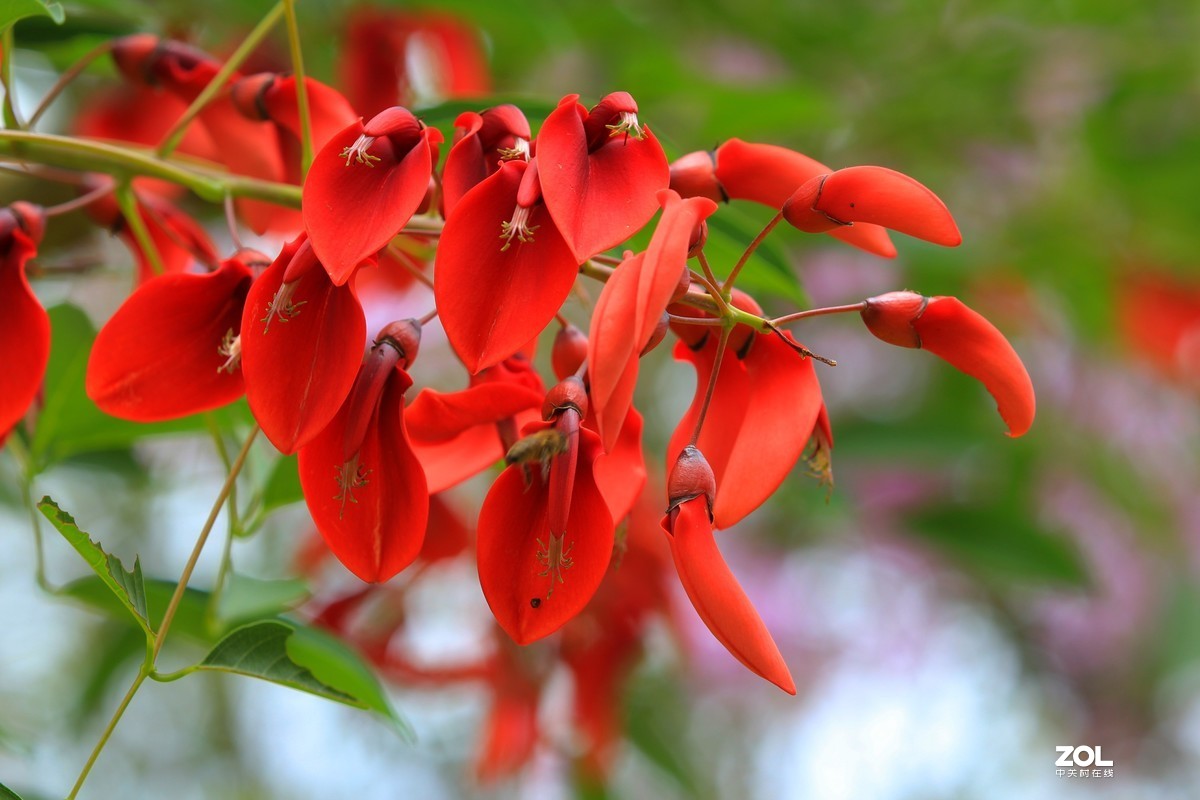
xmin=535 ymin=534 xmax=575 ymax=597
xmin=261 ymin=280 xmax=307 ymax=333
xmin=498 ymin=138 xmax=531 ymax=161
xmin=217 ymin=330 xmax=242 ymax=373
xmin=499 ymin=205 xmax=539 ymax=251
xmin=606 ymin=111 xmax=645 ymax=141
xmin=333 ymin=455 xmax=372 ymax=519
xmin=340 ymin=134 xmax=381 ymax=167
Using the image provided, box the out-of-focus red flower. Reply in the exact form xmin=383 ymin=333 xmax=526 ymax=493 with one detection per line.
xmin=302 ymin=106 xmax=441 ymax=284
xmin=861 ymin=291 xmax=1035 ymax=436
xmin=0 ymin=203 xmax=49 ymax=440
xmin=85 ymin=186 xmax=218 ymax=284
xmin=338 ymin=8 xmax=490 ymax=118
xmin=298 ymin=321 xmax=429 ymax=583
xmin=1117 ymin=272 xmax=1200 ymax=385
xmin=86 ymin=249 xmax=265 ymax=421
xmin=536 ymin=92 xmax=669 ymax=263
xmin=239 ymin=234 xmax=366 ymax=454
xmin=661 ymin=446 xmax=795 ymax=694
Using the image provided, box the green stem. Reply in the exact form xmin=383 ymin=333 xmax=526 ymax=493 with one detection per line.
xmin=0 ymin=130 xmax=302 ymax=206
xmin=113 ymin=181 xmax=164 ymax=277
xmin=149 ymin=665 xmax=200 ymax=683
xmin=6 ymin=435 xmax=53 ymax=593
xmin=27 ymin=39 xmax=115 ymax=129
xmin=156 ymin=2 xmax=286 ymax=158
xmin=204 ymin=416 xmax=238 ymax=629
xmin=689 ymin=324 xmax=732 ymax=446
xmin=283 ymin=0 xmax=314 ymax=176
xmin=67 ymin=670 xmax=147 ymax=799
xmin=2 ymin=26 xmax=21 ymax=129
xmin=771 ymin=302 xmax=866 ymax=327
xmin=153 ymin=425 xmax=259 ymax=662
xmin=723 ymin=211 xmax=783 ymax=292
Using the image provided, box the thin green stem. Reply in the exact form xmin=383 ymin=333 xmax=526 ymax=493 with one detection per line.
xmin=157 ymin=2 xmax=286 ymax=158
xmin=770 ymin=302 xmax=866 ymax=327
xmin=28 ymin=39 xmax=115 ymax=129
xmin=689 ymin=268 xmax=733 ymax=316
xmin=152 ymin=425 xmax=259 ymax=662
xmin=148 ymin=665 xmax=200 ymax=683
xmin=283 ymin=0 xmax=314 ymax=176
xmin=688 ymin=324 xmax=732 ymax=447
xmin=723 ymin=211 xmax=783 ymax=292
xmin=0 ymin=130 xmax=302 ymax=206
xmin=204 ymin=416 xmax=238 ymax=629
xmin=6 ymin=435 xmax=53 ymax=593
xmin=2 ymin=26 xmax=21 ymax=129
xmin=67 ymin=671 xmax=147 ymax=799
xmin=113 ymin=181 xmax=164 ymax=277
xmin=696 ymin=250 xmax=721 ymax=294
xmin=43 ymin=180 xmax=113 ymax=218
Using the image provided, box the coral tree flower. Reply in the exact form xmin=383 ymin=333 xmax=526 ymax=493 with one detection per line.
xmin=298 ymin=321 xmax=429 ymax=583
xmin=302 ymin=106 xmax=442 ymax=285
xmin=441 ymin=104 xmax=530 ymax=219
xmin=588 ymin=189 xmax=716 ymax=451
xmin=669 ymin=138 xmax=896 ymax=257
xmin=662 ymin=446 xmax=795 ymax=694
xmin=87 ymin=249 xmax=265 ymax=421
xmin=239 ymin=234 xmax=366 ymax=454
xmin=0 ymin=203 xmax=49 ymax=439
xmin=536 ymin=92 xmax=669 ymax=262
xmin=435 ymin=159 xmax=577 ymax=373
xmin=782 ymin=165 xmax=962 ymax=247
xmin=861 ymin=291 xmax=1035 ymax=436
xmin=668 ymin=292 xmax=825 ymax=528
xmin=476 ymin=377 xmax=614 ymax=644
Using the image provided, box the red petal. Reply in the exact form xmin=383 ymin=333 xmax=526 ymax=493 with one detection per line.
xmin=298 ymin=366 xmax=429 ymax=582
xmin=240 ymin=239 xmax=366 ymax=453
xmin=303 ymin=118 xmax=439 ymax=284
xmin=638 ymin=190 xmax=717 ymax=346
xmin=263 ymin=75 xmax=358 ymax=153
xmin=86 ymin=257 xmax=251 ymax=421
xmin=406 ymin=381 xmax=544 ymax=442
xmin=589 ymin=405 xmax=646 ymax=524
xmin=714 ymin=139 xmax=896 ymax=257
xmin=587 ymin=252 xmax=643 ymax=452
xmin=434 ymin=160 xmax=577 ymax=373
xmin=663 ymin=497 xmax=795 ymax=693
xmin=537 ymin=94 xmax=668 ymax=262
xmin=913 ymin=296 xmax=1035 ymax=436
xmin=476 ymin=425 xmax=614 ymax=644
xmin=441 ymin=111 xmax=487 ymax=220
xmin=0 ymin=228 xmax=49 ymax=435
xmin=788 ymin=166 xmax=961 ymax=247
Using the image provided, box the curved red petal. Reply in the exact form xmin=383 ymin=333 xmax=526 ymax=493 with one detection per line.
xmin=240 ymin=240 xmax=366 ymax=453
xmin=263 ymin=75 xmax=358 ymax=153
xmin=130 ymin=195 xmax=218 ymax=283
xmin=406 ymin=381 xmax=544 ymax=442
xmin=913 ymin=296 xmax=1036 ymax=437
xmin=589 ymin=405 xmax=646 ymax=525
xmin=587 ymin=252 xmax=642 ymax=452
xmin=0 ymin=230 xmax=49 ymax=435
xmin=638 ymin=191 xmax=718 ymax=346
xmin=663 ymin=498 xmax=795 ymax=693
xmin=86 ymin=258 xmax=251 ymax=421
xmin=537 ymin=95 xmax=668 ymax=262
xmin=802 ymin=166 xmax=962 ymax=247
xmin=303 ymin=121 xmax=439 ymax=285
xmin=434 ymin=160 xmax=577 ymax=373
xmin=298 ymin=366 xmax=429 ymax=582
xmin=441 ymin=111 xmax=487 ymax=220
xmin=477 ymin=426 xmax=614 ymax=644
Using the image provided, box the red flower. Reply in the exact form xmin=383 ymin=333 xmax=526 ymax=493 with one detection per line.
xmin=669 ymin=138 xmax=896 ymax=257
xmin=662 ymin=446 xmax=795 ymax=693
xmin=476 ymin=378 xmax=614 ymax=644
xmin=434 ymin=159 xmax=577 ymax=373
xmin=297 ymin=321 xmax=429 ymax=582
xmin=302 ymin=106 xmax=442 ymax=286
xmin=861 ymin=291 xmax=1035 ymax=436
xmin=86 ymin=250 xmax=264 ymax=421
xmin=239 ymin=234 xmax=366 ymax=454
xmin=536 ymin=92 xmax=669 ymax=262
xmin=668 ymin=292 xmax=825 ymax=528
xmin=440 ymin=104 xmax=530 ymax=219
xmin=0 ymin=203 xmax=49 ymax=439
xmin=85 ymin=186 xmax=218 ymax=285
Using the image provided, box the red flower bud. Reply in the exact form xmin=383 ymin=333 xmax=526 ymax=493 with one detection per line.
xmin=666 ymin=445 xmax=716 ymax=517
xmin=551 ymin=324 xmax=588 ymax=381
xmin=542 ymin=375 xmax=588 ymax=421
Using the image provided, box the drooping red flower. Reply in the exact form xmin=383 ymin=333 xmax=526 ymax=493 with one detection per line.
xmin=588 ymin=189 xmax=715 ymax=451
xmin=441 ymin=104 xmax=531 ymax=219
xmin=86 ymin=185 xmax=218 ymax=284
xmin=669 ymin=138 xmax=896 ymax=257
xmin=297 ymin=321 xmax=429 ymax=582
xmin=434 ymin=159 xmax=577 ymax=373
xmin=476 ymin=378 xmax=615 ymax=644
xmin=239 ymin=234 xmax=366 ymax=454
xmin=302 ymin=106 xmax=442 ymax=286
xmin=861 ymin=291 xmax=1035 ymax=436
xmin=535 ymin=92 xmax=669 ymax=263
xmin=0 ymin=203 xmax=49 ymax=440
xmin=86 ymin=250 xmax=265 ymax=421
xmin=668 ymin=292 xmax=825 ymax=528
xmin=662 ymin=446 xmax=795 ymax=693
xmin=783 ymin=165 xmax=962 ymax=247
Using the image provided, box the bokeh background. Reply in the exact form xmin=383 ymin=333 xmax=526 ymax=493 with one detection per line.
xmin=3 ymin=0 xmax=1200 ymax=797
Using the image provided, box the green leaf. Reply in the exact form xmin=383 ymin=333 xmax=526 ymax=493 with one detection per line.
xmin=704 ymin=208 xmax=808 ymax=307
xmin=215 ymin=574 xmax=309 ymax=626
xmin=199 ymin=620 xmax=411 ymax=739
xmin=62 ymin=576 xmax=213 ymax=644
xmin=39 ymin=497 xmax=152 ymax=636
xmin=0 ymin=781 xmax=26 ymax=800
xmin=260 ymin=455 xmax=303 ymax=513
xmin=1 ymin=0 xmax=64 ymax=28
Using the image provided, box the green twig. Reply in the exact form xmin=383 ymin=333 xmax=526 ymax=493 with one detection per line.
xmin=283 ymin=0 xmax=315 ymax=176
xmin=67 ymin=671 xmax=148 ymax=799
xmin=2 ymin=26 xmax=21 ymax=129
xmin=113 ymin=181 xmax=164 ymax=277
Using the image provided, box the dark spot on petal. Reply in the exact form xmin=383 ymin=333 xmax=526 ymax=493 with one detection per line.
xmin=530 ymin=597 xmax=541 ymax=609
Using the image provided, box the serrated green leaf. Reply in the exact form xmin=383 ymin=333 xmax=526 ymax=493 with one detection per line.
xmin=260 ymin=455 xmax=303 ymax=514
xmin=1 ymin=0 xmax=64 ymax=28
xmin=39 ymin=497 xmax=152 ymax=636
xmin=216 ymin=574 xmax=309 ymax=625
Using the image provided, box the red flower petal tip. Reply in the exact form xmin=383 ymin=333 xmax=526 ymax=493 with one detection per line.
xmin=668 ymin=150 xmax=725 ymax=203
